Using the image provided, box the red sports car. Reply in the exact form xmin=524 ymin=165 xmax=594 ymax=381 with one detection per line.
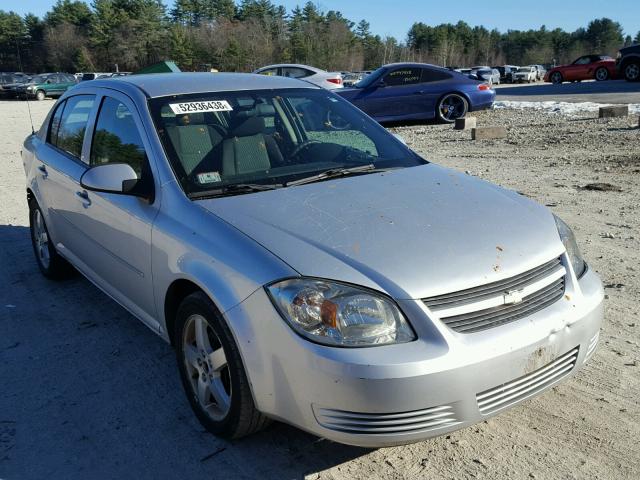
xmin=544 ymin=55 xmax=617 ymax=84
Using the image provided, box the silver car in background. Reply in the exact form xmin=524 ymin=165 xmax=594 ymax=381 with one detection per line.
xmin=253 ymin=63 xmax=343 ymax=89
xmin=22 ymin=73 xmax=603 ymax=447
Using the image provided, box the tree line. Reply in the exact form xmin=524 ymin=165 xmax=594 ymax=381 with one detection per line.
xmin=0 ymin=0 xmax=638 ymax=74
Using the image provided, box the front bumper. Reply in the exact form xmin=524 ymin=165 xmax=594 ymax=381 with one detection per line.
xmin=225 ymin=266 xmax=603 ymax=447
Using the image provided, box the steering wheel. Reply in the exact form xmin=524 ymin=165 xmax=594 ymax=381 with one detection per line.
xmin=289 ymin=139 xmax=322 ymax=159
xmin=325 ymin=110 xmax=351 ymax=131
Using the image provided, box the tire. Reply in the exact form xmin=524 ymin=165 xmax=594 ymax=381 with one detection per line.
xmin=594 ymin=67 xmax=609 ymax=81
xmin=175 ymin=291 xmax=270 ymax=439
xmin=623 ymin=61 xmax=640 ymax=82
xmin=436 ymin=93 xmax=468 ymax=123
xmin=550 ymin=71 xmax=563 ymax=84
xmin=35 ymin=90 xmax=46 ymax=101
xmin=29 ymin=199 xmax=75 ymax=280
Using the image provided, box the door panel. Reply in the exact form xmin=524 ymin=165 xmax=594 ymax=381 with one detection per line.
xmin=67 ymin=93 xmax=159 ymax=321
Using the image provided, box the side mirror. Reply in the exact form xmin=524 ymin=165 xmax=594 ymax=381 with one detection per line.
xmin=375 ymin=80 xmax=386 ymax=88
xmin=80 ymin=163 xmax=151 ymax=200
xmin=45 ymin=79 xmax=52 ymax=84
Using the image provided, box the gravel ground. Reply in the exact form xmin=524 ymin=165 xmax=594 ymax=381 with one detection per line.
xmin=1 ymin=99 xmax=639 ymax=479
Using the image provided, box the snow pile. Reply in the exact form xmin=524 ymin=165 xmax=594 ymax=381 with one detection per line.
xmin=494 ymin=100 xmax=640 ymax=116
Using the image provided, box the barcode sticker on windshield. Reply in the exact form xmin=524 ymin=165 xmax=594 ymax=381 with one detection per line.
xmin=197 ymin=172 xmax=222 ymax=184
xmin=169 ymin=100 xmax=233 ymax=115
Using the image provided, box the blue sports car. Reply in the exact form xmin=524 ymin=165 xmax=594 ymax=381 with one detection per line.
xmin=336 ymin=63 xmax=495 ymax=123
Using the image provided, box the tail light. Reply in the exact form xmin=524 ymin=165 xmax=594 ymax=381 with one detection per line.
xmin=327 ymin=77 xmax=342 ymax=85
xmin=478 ymin=83 xmax=491 ymax=91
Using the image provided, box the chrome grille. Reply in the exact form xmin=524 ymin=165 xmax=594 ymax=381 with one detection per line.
xmin=424 ymin=257 xmax=566 ymax=333
xmin=313 ymin=405 xmax=459 ymax=435
xmin=476 ymin=347 xmax=579 ymax=415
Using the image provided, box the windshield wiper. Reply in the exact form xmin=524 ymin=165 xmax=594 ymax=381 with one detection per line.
xmin=285 ymin=164 xmax=379 ymax=187
xmin=188 ymin=183 xmax=282 ymax=199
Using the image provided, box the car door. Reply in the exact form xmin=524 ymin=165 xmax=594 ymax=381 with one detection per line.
xmin=354 ymin=66 xmax=424 ymax=119
xmin=66 ymin=91 xmax=160 ymax=326
xmin=565 ymin=56 xmax=590 ymax=81
xmin=35 ymin=94 xmax=97 ymax=261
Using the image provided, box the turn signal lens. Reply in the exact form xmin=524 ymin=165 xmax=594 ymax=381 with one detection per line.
xmin=267 ymin=278 xmax=415 ymax=347
xmin=478 ymin=83 xmax=491 ymax=91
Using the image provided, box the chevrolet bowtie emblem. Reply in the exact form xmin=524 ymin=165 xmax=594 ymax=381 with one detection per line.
xmin=503 ymin=289 xmax=525 ymax=305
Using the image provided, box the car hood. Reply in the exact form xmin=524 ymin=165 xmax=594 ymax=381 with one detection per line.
xmin=196 ymin=164 xmax=564 ymax=300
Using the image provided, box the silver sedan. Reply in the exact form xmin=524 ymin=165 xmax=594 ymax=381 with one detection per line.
xmin=22 ymin=73 xmax=603 ymax=447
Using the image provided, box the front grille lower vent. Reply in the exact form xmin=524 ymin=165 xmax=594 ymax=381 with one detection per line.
xmin=423 ymin=257 xmax=566 ymax=333
xmin=313 ymin=405 xmax=459 ymax=435
xmin=476 ymin=347 xmax=579 ymax=415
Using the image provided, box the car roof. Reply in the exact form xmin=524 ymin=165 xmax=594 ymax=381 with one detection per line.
xmin=82 ymin=72 xmax=321 ymax=98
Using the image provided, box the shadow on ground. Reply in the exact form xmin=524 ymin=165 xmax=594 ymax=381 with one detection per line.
xmin=0 ymin=225 xmax=369 ymax=479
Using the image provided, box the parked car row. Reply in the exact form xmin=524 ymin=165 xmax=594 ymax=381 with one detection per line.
xmin=254 ymin=64 xmax=344 ymax=89
xmin=450 ymin=65 xmax=546 ymax=84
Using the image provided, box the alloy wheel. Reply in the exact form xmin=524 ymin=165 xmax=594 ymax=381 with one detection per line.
xmin=625 ymin=63 xmax=640 ymax=81
xmin=595 ymin=68 xmax=608 ymax=81
xmin=33 ymin=208 xmax=50 ymax=269
xmin=182 ymin=314 xmax=231 ymax=421
xmin=551 ymin=72 xmax=562 ymax=84
xmin=438 ymin=94 xmax=467 ymax=122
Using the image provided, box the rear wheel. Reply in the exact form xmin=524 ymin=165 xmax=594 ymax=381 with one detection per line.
xmin=623 ymin=61 xmax=640 ymax=81
xmin=35 ymin=90 xmax=46 ymax=101
xmin=175 ymin=292 xmax=270 ymax=439
xmin=436 ymin=93 xmax=468 ymax=123
xmin=550 ymin=71 xmax=563 ymax=84
xmin=595 ymin=67 xmax=609 ymax=81
xmin=29 ymin=199 xmax=74 ymax=279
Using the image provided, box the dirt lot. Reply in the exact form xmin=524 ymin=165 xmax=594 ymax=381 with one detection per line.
xmin=1 ymin=99 xmax=639 ymax=479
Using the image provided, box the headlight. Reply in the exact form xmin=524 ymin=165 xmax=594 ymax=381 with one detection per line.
xmin=27 ymin=85 xmax=36 ymax=91
xmin=554 ymin=215 xmax=586 ymax=278
xmin=267 ymin=278 xmax=415 ymax=347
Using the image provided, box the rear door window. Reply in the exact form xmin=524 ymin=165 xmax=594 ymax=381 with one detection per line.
xmin=90 ymin=96 xmax=148 ymax=178
xmin=54 ymin=95 xmax=96 ymax=160
xmin=384 ymin=68 xmax=422 ymax=86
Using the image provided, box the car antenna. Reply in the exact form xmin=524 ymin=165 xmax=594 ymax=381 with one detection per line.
xmin=16 ymin=39 xmax=35 ymax=135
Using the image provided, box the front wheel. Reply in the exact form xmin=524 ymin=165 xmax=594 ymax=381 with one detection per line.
xmin=623 ymin=62 xmax=640 ymax=81
xmin=550 ymin=72 xmax=563 ymax=84
xmin=175 ymin=292 xmax=270 ymax=439
xmin=436 ymin=93 xmax=468 ymax=123
xmin=595 ymin=68 xmax=609 ymax=81
xmin=35 ymin=90 xmax=46 ymax=101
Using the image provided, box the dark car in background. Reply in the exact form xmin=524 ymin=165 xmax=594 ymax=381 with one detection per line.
xmin=16 ymin=73 xmax=77 ymax=100
xmin=0 ymin=72 xmax=30 ymax=98
xmin=545 ymin=55 xmax=617 ymax=84
xmin=336 ymin=63 xmax=495 ymax=123
xmin=616 ymin=45 xmax=640 ymax=81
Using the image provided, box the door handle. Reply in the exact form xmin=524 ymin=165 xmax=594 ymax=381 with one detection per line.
xmin=38 ymin=164 xmax=47 ymax=176
xmin=414 ymin=90 xmax=426 ymax=95
xmin=76 ymin=190 xmax=91 ymax=207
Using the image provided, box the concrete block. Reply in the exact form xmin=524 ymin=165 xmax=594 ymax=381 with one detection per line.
xmin=454 ymin=116 xmax=476 ymax=130
xmin=599 ymin=105 xmax=628 ymax=118
xmin=471 ymin=126 xmax=507 ymax=140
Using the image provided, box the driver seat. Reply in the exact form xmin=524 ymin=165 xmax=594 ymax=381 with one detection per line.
xmin=221 ymin=116 xmax=283 ymax=176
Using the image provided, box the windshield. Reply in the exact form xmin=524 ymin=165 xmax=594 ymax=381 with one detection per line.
xmin=354 ymin=67 xmax=385 ymax=88
xmin=149 ymin=88 xmax=424 ymax=197
xmin=31 ymin=75 xmax=48 ymax=84
xmin=517 ymin=67 xmax=531 ymax=73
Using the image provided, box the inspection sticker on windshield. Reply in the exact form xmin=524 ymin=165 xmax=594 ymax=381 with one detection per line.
xmin=169 ymin=100 xmax=233 ymax=115
xmin=197 ymin=172 xmax=222 ymax=184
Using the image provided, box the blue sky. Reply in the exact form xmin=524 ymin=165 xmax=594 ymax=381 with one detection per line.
xmin=7 ymin=0 xmax=640 ymax=41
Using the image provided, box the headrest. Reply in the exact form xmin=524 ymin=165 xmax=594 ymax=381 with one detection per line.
xmin=256 ymin=104 xmax=275 ymax=116
xmin=230 ymin=116 xmax=265 ymax=137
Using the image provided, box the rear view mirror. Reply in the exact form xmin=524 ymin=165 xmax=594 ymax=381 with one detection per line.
xmin=80 ymin=163 xmax=149 ymax=199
